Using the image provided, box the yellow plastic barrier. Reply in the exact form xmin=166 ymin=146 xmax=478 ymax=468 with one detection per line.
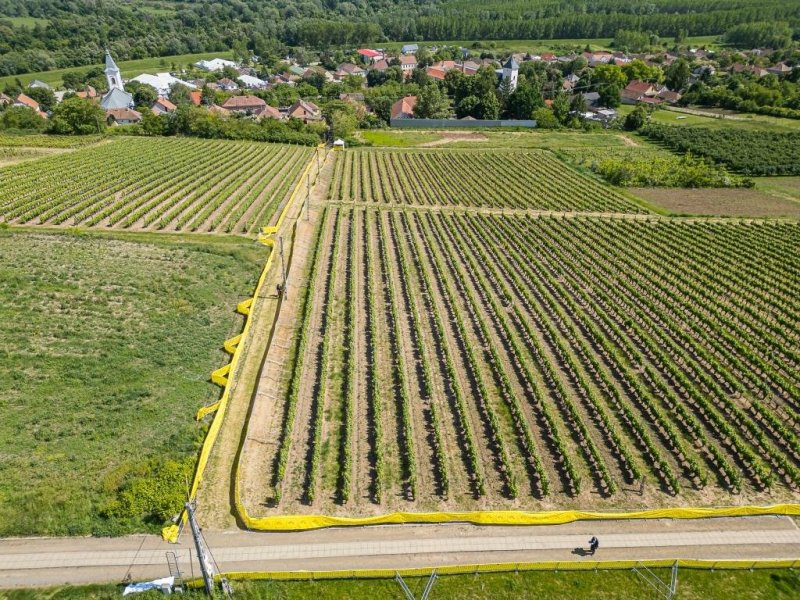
xmin=181 ymin=558 xmax=800 ymax=587
xmin=162 ymin=150 xmax=320 ymax=543
xmin=236 ymin=299 xmax=252 ymax=316
xmin=223 ymin=335 xmax=242 ymax=354
xmin=233 ymin=503 xmax=800 ymax=532
xmin=210 ymin=363 xmax=231 ymax=386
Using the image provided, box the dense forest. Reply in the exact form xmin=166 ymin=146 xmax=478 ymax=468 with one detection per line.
xmin=1 ymin=0 xmax=800 ymax=76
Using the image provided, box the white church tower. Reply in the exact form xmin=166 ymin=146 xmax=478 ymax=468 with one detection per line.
xmin=105 ymin=48 xmax=124 ymax=92
xmin=502 ymin=56 xmax=519 ymax=92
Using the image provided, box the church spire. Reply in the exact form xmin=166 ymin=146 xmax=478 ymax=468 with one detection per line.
xmin=105 ymin=48 xmax=124 ymax=92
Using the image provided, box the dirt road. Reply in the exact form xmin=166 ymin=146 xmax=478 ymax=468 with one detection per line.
xmin=1 ymin=516 xmax=798 ymax=588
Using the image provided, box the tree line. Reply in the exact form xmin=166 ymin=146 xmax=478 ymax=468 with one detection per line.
xmin=1 ymin=0 xmax=799 ymax=77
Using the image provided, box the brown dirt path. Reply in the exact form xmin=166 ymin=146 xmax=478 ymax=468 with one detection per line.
xmin=194 ymin=150 xmax=329 ymax=528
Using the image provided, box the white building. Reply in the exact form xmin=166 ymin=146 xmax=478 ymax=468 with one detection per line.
xmin=130 ymin=73 xmax=196 ymax=96
xmin=238 ymin=74 xmax=268 ymax=89
xmin=195 ymin=58 xmax=238 ymax=72
xmin=501 ymin=56 xmax=519 ymax=92
xmin=100 ymin=49 xmax=134 ymax=110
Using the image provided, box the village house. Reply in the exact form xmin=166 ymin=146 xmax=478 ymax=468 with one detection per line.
xmin=28 ymin=80 xmax=51 ymax=90
xmin=339 ymin=92 xmax=365 ymax=104
xmin=767 ymin=62 xmax=793 ymax=76
xmin=582 ymin=51 xmax=613 ymax=66
xmin=106 ymin=107 xmax=142 ymax=126
xmin=256 ymin=104 xmax=283 ymax=120
xmin=399 ymin=55 xmax=417 ymax=76
xmin=401 ymin=44 xmax=419 ymax=55
xmin=13 ymin=93 xmax=40 ymax=111
xmin=216 ymin=78 xmax=239 ymax=92
xmin=621 ymin=80 xmax=661 ymax=104
xmin=222 ymin=94 xmax=268 ymax=115
xmin=131 ymin=72 xmax=196 ymax=96
xmin=357 ymin=48 xmax=383 ymax=64
xmin=208 ymin=104 xmax=231 ymax=117
xmin=76 ymin=85 xmax=98 ymax=100
xmin=369 ymin=59 xmax=390 ymax=73
xmin=196 ymin=58 xmax=238 ymax=72
xmin=336 ymin=63 xmax=367 ymax=79
xmin=731 ymin=64 xmax=768 ymax=78
xmin=151 ymin=97 xmax=177 ymax=115
xmin=426 ymin=66 xmax=447 ymax=81
xmin=189 ymin=90 xmax=203 ymax=106
xmin=238 ymin=74 xmax=268 ymax=89
xmin=391 ymin=95 xmax=417 ymax=119
xmin=287 ymin=99 xmax=322 ymax=122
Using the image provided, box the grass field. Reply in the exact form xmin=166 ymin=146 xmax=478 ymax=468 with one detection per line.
xmin=619 ymin=105 xmax=800 ymax=133
xmin=0 ymin=137 xmax=313 ymax=234
xmin=630 ymin=187 xmax=800 ymax=218
xmin=329 ymin=148 xmax=644 ymax=212
xmin=0 ymin=16 xmax=50 ymax=28
xmin=3 ymin=568 xmax=799 ymax=599
xmin=242 ymin=205 xmax=800 ymax=517
xmin=0 ymin=50 xmax=234 ymax=89
xmin=0 ymin=228 xmax=265 ymax=536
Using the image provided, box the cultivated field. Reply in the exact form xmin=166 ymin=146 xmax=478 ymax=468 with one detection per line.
xmin=630 ymin=187 xmax=800 ymax=219
xmin=329 ymin=148 xmax=646 ymax=212
xmin=243 ymin=207 xmax=800 ymax=516
xmin=0 ymin=229 xmax=264 ymax=536
xmin=0 ymin=137 xmax=313 ymax=234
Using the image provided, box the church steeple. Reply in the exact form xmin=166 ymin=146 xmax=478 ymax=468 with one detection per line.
xmin=105 ymin=48 xmax=124 ymax=92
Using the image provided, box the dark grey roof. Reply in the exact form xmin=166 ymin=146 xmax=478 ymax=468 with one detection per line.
xmin=100 ymin=87 xmax=133 ymax=110
xmin=504 ymin=56 xmax=519 ymax=70
xmin=105 ymin=49 xmax=119 ymax=72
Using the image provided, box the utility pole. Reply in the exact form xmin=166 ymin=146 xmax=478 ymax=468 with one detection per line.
xmin=279 ymin=235 xmax=287 ymax=299
xmin=186 ymin=501 xmax=215 ymax=597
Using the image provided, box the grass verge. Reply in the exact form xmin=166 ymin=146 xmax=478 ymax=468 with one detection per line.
xmin=0 ymin=227 xmax=265 ymax=536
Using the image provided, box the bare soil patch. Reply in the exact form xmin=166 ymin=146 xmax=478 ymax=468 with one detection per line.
xmin=420 ymin=131 xmax=489 ymax=147
xmin=631 ymin=187 xmax=800 ymax=218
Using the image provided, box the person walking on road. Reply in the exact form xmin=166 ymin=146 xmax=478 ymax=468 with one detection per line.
xmin=589 ymin=536 xmax=599 ymax=555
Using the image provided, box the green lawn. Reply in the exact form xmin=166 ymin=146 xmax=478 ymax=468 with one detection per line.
xmin=359 ymin=130 xmax=443 ymax=147
xmin=0 ymin=228 xmax=265 ymax=536
xmin=754 ymin=176 xmax=800 ymax=202
xmin=379 ymin=36 xmax=721 ymax=53
xmin=4 ymin=568 xmax=799 ymax=599
xmin=367 ymin=128 xmax=628 ymax=150
xmin=0 ymin=16 xmax=50 ymax=28
xmin=618 ymin=105 xmax=800 ymax=132
xmin=0 ymin=50 xmax=234 ymax=90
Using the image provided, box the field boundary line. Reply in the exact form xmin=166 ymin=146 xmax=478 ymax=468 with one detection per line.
xmin=187 ymin=558 xmax=800 ymax=586
xmin=233 ymin=503 xmax=800 ymax=532
xmin=162 ymin=147 xmax=322 ymax=543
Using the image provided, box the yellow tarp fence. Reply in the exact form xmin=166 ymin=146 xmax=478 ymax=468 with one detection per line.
xmin=162 ymin=149 xmax=320 ymax=543
xmin=233 ymin=503 xmax=800 ymax=532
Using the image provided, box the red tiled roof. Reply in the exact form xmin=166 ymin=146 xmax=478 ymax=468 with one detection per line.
xmin=256 ymin=104 xmax=283 ymax=120
xmin=222 ymin=95 xmax=267 ymax=110
xmin=190 ymin=90 xmax=202 ymax=106
xmin=154 ymin=97 xmax=177 ymax=111
xmin=391 ymin=95 xmax=417 ymax=119
xmin=15 ymin=93 xmax=39 ymax=110
xmin=358 ymin=49 xmax=382 ymax=58
xmin=106 ymin=108 xmax=142 ymax=122
xmin=625 ymin=80 xmax=655 ymax=94
xmin=426 ymin=67 xmax=446 ymax=80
